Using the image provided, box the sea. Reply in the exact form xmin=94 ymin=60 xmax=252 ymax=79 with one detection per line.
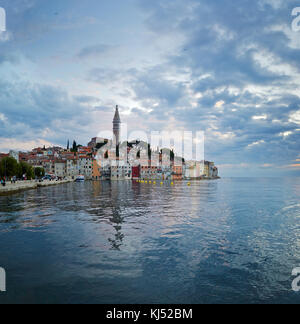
xmin=0 ymin=177 xmax=299 ymax=304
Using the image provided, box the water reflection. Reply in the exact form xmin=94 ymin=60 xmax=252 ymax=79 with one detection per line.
xmin=108 ymin=207 xmax=125 ymax=250
xmin=0 ymin=178 xmax=300 ymax=304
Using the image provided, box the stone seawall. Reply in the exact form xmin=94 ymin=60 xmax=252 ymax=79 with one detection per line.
xmin=0 ymin=179 xmax=73 ymax=195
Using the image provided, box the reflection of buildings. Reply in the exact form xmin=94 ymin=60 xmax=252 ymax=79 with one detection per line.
xmin=108 ymin=187 xmax=125 ymax=250
xmin=108 ymin=222 xmax=124 ymax=251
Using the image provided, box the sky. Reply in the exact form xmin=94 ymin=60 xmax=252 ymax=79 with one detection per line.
xmin=0 ymin=0 xmax=300 ymax=176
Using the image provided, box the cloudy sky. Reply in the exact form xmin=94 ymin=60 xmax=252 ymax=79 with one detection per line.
xmin=0 ymin=0 xmax=300 ymax=176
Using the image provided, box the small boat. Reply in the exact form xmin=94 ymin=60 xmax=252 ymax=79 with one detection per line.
xmin=75 ymin=175 xmax=85 ymax=182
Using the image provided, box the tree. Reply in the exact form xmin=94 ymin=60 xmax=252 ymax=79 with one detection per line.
xmin=18 ymin=161 xmax=34 ymax=180
xmin=34 ymin=167 xmax=45 ymax=178
xmin=170 ymin=149 xmax=175 ymax=161
xmin=148 ymin=144 xmax=151 ymax=160
xmin=72 ymin=140 xmax=77 ymax=152
xmin=26 ymin=166 xmax=34 ymax=180
xmin=67 ymin=140 xmax=70 ymax=150
xmin=0 ymin=157 xmax=19 ymax=178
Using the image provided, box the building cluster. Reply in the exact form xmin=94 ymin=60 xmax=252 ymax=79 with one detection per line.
xmin=0 ymin=106 xmax=219 ymax=181
xmin=96 ymin=155 xmax=218 ymax=181
xmin=0 ymin=146 xmax=94 ymax=179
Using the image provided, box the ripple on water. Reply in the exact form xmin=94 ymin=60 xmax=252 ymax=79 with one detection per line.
xmin=0 ymin=179 xmax=300 ymax=304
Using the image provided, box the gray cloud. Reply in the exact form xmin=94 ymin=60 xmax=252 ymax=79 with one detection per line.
xmin=77 ymin=44 xmax=117 ymax=59
xmin=0 ymin=79 xmax=94 ymax=145
xmin=1 ymin=0 xmax=299 ymax=175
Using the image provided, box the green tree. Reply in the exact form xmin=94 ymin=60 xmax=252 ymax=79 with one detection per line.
xmin=34 ymin=167 xmax=45 ymax=178
xmin=26 ymin=165 xmax=35 ymax=180
xmin=72 ymin=140 xmax=77 ymax=152
xmin=18 ymin=161 xmax=34 ymax=180
xmin=170 ymin=149 xmax=175 ymax=161
xmin=0 ymin=157 xmax=19 ymax=178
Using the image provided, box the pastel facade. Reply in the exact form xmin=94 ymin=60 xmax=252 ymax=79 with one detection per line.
xmin=92 ymin=160 xmax=101 ymax=180
xmin=185 ymin=161 xmax=205 ymax=179
xmin=78 ymin=157 xmax=92 ymax=179
xmin=54 ymin=161 xmax=67 ymax=178
xmin=172 ymin=165 xmax=183 ymax=180
xmin=66 ymin=159 xmax=79 ymax=177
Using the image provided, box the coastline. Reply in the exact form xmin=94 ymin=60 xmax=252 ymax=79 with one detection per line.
xmin=0 ymin=177 xmax=221 ymax=196
xmin=184 ymin=176 xmax=221 ymax=181
xmin=0 ymin=179 xmax=73 ymax=196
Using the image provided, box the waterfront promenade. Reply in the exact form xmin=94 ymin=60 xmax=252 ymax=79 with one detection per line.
xmin=0 ymin=179 xmax=73 ymax=195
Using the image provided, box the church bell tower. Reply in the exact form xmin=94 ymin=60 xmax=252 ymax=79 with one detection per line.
xmin=113 ymin=105 xmax=121 ymax=145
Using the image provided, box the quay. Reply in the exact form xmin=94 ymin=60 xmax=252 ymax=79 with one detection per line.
xmin=0 ymin=179 xmax=73 ymax=196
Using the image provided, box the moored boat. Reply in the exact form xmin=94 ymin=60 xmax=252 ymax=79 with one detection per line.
xmin=75 ymin=175 xmax=85 ymax=182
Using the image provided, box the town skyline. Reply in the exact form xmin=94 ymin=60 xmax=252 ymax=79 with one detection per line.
xmin=0 ymin=102 xmax=298 ymax=177
xmin=0 ymin=105 xmax=218 ymax=181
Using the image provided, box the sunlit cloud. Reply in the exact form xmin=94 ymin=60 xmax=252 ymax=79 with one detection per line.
xmin=247 ymin=140 xmax=265 ymax=148
xmin=0 ymin=138 xmax=55 ymax=152
xmin=252 ymin=115 xmax=268 ymax=121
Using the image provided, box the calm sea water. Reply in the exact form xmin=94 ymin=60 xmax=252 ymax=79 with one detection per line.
xmin=0 ymin=178 xmax=299 ymax=304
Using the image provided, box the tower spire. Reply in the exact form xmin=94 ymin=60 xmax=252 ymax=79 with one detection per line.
xmin=113 ymin=105 xmax=121 ymax=145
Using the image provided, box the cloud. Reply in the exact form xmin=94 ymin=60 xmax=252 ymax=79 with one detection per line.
xmin=289 ymin=110 xmax=300 ymax=124
xmin=129 ymin=0 xmax=300 ymax=172
xmin=0 ymin=31 xmax=12 ymax=43
xmin=253 ymin=115 xmax=268 ymax=120
xmin=0 ymin=52 xmax=18 ymax=64
xmin=77 ymin=44 xmax=117 ymax=59
xmin=286 ymin=163 xmax=300 ymax=168
xmin=73 ymin=95 xmax=100 ymax=104
xmin=0 ymin=0 xmax=299 ymax=175
xmin=0 ymin=138 xmax=54 ymax=152
xmin=0 ymin=78 xmax=96 ymax=148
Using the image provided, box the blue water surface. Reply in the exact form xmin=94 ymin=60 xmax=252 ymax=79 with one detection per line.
xmin=0 ymin=178 xmax=299 ymax=304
